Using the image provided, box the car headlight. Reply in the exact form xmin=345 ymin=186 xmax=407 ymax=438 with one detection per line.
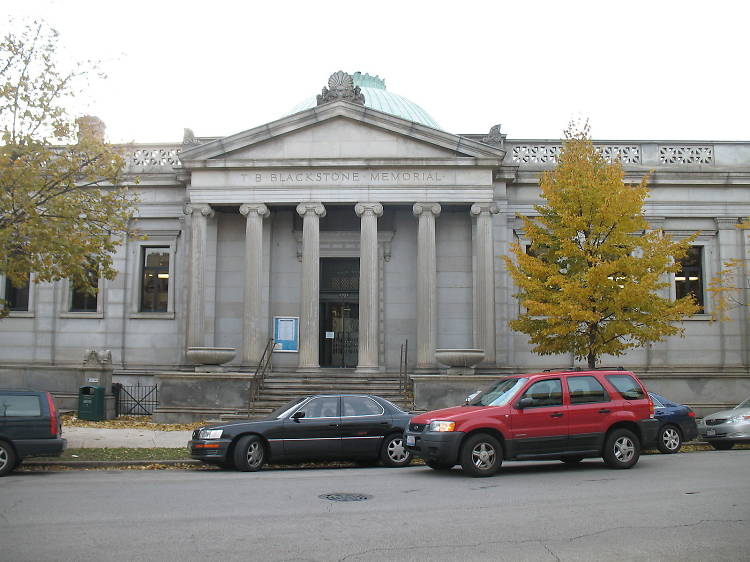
xmin=198 ymin=429 xmax=223 ymax=440
xmin=428 ymin=420 xmax=456 ymax=432
xmin=728 ymin=414 xmax=750 ymax=424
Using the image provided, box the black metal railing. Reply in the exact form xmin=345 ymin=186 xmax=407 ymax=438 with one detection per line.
xmin=247 ymin=338 xmax=275 ymax=415
xmin=112 ymin=383 xmax=158 ymax=416
xmin=399 ymin=340 xmax=414 ymax=408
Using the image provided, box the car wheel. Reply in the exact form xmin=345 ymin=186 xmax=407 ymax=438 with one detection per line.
xmin=0 ymin=440 xmax=17 ymax=477
xmin=657 ymin=425 xmax=682 ymax=454
xmin=380 ymin=434 xmax=413 ymax=468
xmin=708 ymin=440 xmax=735 ymax=451
xmin=560 ymin=456 xmax=584 ymax=464
xmin=460 ymin=433 xmax=503 ymax=477
xmin=426 ymin=461 xmax=454 ymax=471
xmin=233 ymin=435 xmax=266 ymax=472
xmin=603 ymin=428 xmax=640 ymax=469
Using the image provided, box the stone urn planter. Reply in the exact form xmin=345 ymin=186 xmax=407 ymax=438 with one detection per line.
xmin=434 ymin=349 xmax=485 ymax=375
xmin=186 ymin=347 xmax=236 ymax=372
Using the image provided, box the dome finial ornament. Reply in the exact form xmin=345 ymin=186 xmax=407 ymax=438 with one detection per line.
xmin=316 ymin=71 xmax=366 ymax=106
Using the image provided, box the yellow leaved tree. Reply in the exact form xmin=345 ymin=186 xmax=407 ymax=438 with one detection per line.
xmin=0 ymin=21 xmax=136 ymax=316
xmin=503 ymin=123 xmax=699 ymax=368
xmin=708 ymin=219 xmax=749 ymax=319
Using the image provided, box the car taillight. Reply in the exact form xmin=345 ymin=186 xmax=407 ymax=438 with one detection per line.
xmin=688 ymin=410 xmax=696 ymax=418
xmin=648 ymin=399 xmax=655 ymax=418
xmin=46 ymin=392 xmax=58 ymax=437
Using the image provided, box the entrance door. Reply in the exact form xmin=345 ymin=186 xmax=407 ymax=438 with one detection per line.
xmin=320 ymin=301 xmax=359 ymax=367
xmin=319 ymin=258 xmax=359 ymax=368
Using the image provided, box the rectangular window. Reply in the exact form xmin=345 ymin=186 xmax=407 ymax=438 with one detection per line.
xmin=140 ymin=247 xmax=170 ymax=312
xmin=0 ymin=394 xmax=41 ymax=416
xmin=70 ymin=268 xmax=100 ymax=313
xmin=675 ymin=246 xmax=704 ymax=313
xmin=4 ymin=276 xmax=30 ymax=311
xmin=567 ymin=376 xmax=610 ymax=404
xmin=605 ymin=374 xmax=645 ymax=400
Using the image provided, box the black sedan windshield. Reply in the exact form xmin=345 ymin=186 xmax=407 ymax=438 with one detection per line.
xmin=469 ymin=378 xmax=527 ymax=406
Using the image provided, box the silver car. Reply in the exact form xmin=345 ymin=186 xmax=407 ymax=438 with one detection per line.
xmin=697 ymin=396 xmax=750 ymax=450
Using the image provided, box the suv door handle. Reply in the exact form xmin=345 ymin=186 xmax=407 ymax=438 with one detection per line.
xmin=550 ymin=412 xmax=564 ymax=418
xmin=599 ymin=409 xmax=611 ymax=414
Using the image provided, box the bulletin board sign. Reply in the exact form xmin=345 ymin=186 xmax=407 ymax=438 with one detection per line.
xmin=273 ymin=316 xmax=299 ymax=352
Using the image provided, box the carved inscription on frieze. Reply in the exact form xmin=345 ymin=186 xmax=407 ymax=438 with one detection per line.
xmin=238 ymin=170 xmax=447 ymax=186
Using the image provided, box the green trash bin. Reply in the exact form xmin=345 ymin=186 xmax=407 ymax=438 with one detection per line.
xmin=78 ymin=385 xmax=105 ymax=421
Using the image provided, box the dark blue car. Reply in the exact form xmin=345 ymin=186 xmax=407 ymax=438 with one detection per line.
xmin=649 ymin=392 xmax=698 ymax=453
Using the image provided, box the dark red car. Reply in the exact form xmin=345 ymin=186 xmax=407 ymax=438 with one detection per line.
xmin=405 ymin=369 xmax=658 ymax=477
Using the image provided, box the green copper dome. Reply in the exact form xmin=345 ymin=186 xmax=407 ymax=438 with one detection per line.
xmin=288 ymin=72 xmax=441 ymax=130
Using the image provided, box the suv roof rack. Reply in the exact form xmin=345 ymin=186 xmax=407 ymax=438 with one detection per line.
xmin=541 ymin=366 xmax=626 ymax=372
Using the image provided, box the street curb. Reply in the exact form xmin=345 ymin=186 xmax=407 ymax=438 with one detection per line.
xmin=23 ymin=459 xmax=203 ymax=468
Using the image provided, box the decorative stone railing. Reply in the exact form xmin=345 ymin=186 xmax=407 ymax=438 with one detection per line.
xmin=116 ymin=141 xmax=744 ymax=174
xmin=507 ymin=142 xmax=726 ymax=167
xmin=119 ymin=143 xmax=183 ymax=173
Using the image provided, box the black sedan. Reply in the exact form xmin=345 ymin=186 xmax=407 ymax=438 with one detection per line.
xmin=189 ymin=394 xmax=413 ymax=471
xmin=649 ymin=392 xmax=699 ymax=453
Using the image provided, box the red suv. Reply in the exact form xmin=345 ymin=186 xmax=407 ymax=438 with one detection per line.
xmin=404 ymin=369 xmax=658 ymax=477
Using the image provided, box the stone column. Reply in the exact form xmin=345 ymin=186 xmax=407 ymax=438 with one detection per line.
xmin=184 ymin=203 xmax=215 ymax=348
xmin=471 ymin=203 xmax=499 ymax=365
xmin=355 ymin=202 xmax=383 ymax=372
xmin=296 ymin=202 xmax=326 ymax=370
xmin=413 ymin=202 xmax=441 ymax=370
xmin=716 ymin=217 xmax=743 ymax=368
xmin=240 ymin=203 xmax=270 ymax=365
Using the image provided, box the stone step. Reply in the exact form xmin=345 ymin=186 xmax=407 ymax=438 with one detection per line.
xmin=221 ymin=369 xmax=414 ymax=422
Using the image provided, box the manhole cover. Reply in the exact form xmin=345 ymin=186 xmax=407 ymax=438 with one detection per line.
xmin=319 ymin=493 xmax=371 ymax=502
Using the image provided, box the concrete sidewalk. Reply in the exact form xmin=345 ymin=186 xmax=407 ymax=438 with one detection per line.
xmin=62 ymin=426 xmax=192 ymax=448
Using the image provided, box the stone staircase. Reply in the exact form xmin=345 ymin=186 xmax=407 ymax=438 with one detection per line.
xmin=221 ymin=369 xmax=414 ymax=420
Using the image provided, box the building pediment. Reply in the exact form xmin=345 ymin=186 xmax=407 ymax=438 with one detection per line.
xmin=179 ymin=101 xmax=505 ymax=166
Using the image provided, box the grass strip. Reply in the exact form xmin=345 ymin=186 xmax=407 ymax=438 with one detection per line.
xmin=34 ymin=447 xmax=191 ymax=462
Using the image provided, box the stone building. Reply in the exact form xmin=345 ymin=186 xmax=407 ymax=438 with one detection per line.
xmin=1 ymin=71 xmax=748 ymax=419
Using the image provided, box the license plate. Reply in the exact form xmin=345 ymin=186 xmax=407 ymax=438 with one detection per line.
xmin=706 ymin=429 xmax=716 ymax=437
xmin=406 ymin=435 xmax=415 ymax=446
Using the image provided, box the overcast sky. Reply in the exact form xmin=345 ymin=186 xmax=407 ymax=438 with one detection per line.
xmin=5 ymin=0 xmax=749 ymax=144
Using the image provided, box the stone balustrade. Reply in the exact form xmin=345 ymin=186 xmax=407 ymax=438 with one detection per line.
xmin=117 ymin=140 xmax=749 ymax=175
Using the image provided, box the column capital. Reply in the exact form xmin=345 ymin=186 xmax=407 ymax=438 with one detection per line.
xmin=355 ymin=202 xmax=383 ymax=217
xmin=715 ymin=217 xmax=741 ymax=230
xmin=296 ymin=202 xmax=326 ymax=218
xmin=413 ymin=202 xmax=441 ymax=217
xmin=470 ymin=203 xmax=499 ymax=216
xmin=184 ymin=203 xmax=214 ymax=218
xmin=240 ymin=203 xmax=270 ymax=218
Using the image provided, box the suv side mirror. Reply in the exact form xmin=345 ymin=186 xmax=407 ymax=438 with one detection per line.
xmin=465 ymin=391 xmax=480 ymax=405
xmin=516 ymin=397 xmax=534 ymax=409
xmin=291 ymin=411 xmax=305 ymax=421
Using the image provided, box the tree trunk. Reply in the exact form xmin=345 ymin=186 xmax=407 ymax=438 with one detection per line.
xmin=587 ymin=352 xmax=596 ymax=369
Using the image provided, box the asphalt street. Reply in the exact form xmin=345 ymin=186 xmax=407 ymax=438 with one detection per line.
xmin=1 ymin=450 xmax=748 ymax=561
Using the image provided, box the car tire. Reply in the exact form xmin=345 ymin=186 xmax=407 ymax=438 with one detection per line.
xmin=233 ymin=435 xmax=266 ymax=472
xmin=380 ymin=434 xmax=413 ymax=468
xmin=426 ymin=461 xmax=454 ymax=471
xmin=603 ymin=428 xmax=640 ymax=469
xmin=460 ymin=433 xmax=503 ymax=477
xmin=657 ymin=425 xmax=682 ymax=454
xmin=560 ymin=456 xmax=584 ymax=464
xmin=708 ymin=440 xmax=735 ymax=451
xmin=0 ymin=440 xmax=17 ymax=477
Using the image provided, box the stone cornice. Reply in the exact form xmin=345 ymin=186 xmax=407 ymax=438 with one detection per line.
xmin=179 ymin=157 xmax=504 ymax=170
xmin=179 ymin=101 xmax=506 ymax=163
